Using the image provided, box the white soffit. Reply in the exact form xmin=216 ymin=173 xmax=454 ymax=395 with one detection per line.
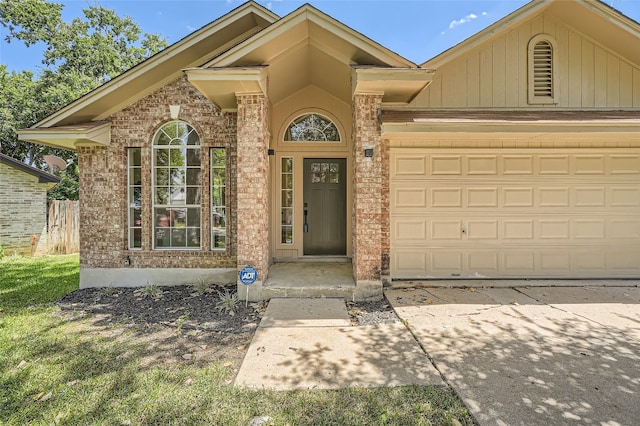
xmin=184 ymin=66 xmax=268 ymax=111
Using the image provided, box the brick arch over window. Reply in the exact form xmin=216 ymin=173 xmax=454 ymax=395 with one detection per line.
xmin=528 ymin=34 xmax=558 ymax=105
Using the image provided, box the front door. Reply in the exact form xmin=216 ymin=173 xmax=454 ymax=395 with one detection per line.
xmin=303 ymin=158 xmax=346 ymax=255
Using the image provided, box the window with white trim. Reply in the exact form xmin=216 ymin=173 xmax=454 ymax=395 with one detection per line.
xmin=528 ymin=34 xmax=557 ymax=104
xmin=128 ymin=148 xmax=142 ymax=249
xmin=152 ymin=121 xmax=201 ymax=249
xmin=281 ymin=157 xmax=293 ymax=244
xmin=211 ymin=147 xmax=226 ymax=250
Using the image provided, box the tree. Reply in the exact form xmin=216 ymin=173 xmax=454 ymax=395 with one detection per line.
xmin=0 ymin=0 xmax=167 ymax=198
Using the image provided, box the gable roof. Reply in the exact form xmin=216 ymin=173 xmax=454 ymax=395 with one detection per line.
xmin=34 ymin=1 xmax=278 ymax=128
xmin=185 ymin=3 xmax=428 ymax=107
xmin=423 ymin=0 xmax=640 ymax=70
xmin=204 ymin=3 xmax=417 ymax=69
xmin=0 ymin=153 xmax=60 ymax=184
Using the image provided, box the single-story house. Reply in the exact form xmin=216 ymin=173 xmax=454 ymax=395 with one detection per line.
xmin=0 ymin=153 xmax=60 ymax=256
xmin=19 ymin=0 xmax=640 ymax=300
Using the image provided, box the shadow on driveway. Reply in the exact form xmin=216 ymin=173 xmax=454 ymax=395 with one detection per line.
xmin=387 ymin=286 xmax=640 ymax=426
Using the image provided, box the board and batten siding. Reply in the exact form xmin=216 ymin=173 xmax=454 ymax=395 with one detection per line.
xmin=416 ymin=13 xmax=640 ymax=109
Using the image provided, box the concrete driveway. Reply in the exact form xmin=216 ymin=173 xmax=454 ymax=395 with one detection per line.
xmin=386 ymin=285 xmax=640 ymax=426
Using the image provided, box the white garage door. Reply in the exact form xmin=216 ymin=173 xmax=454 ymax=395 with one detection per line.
xmin=390 ymin=148 xmax=640 ymax=279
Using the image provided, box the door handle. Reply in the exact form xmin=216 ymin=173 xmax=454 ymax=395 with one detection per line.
xmin=303 ymin=202 xmax=309 ymax=232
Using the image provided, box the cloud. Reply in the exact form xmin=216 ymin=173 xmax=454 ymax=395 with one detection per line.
xmin=449 ymin=13 xmax=478 ymax=29
xmin=186 ymin=25 xmax=196 ymax=32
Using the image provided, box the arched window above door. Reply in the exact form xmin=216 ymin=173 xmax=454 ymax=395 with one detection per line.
xmin=284 ymin=113 xmax=340 ymax=142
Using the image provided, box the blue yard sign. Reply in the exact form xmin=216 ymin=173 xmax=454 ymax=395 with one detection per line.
xmin=239 ymin=265 xmax=258 ymax=285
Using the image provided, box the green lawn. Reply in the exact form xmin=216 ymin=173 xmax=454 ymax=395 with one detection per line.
xmin=0 ymin=255 xmax=474 ymax=425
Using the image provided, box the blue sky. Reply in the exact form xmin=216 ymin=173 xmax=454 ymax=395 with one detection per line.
xmin=2 ymin=0 xmax=640 ymax=73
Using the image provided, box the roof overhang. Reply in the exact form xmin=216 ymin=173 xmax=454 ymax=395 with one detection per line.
xmin=184 ymin=66 xmax=268 ymax=111
xmin=353 ymin=67 xmax=434 ymax=104
xmin=0 ymin=154 xmax=60 ymax=185
xmin=423 ymin=0 xmax=640 ymax=70
xmin=381 ymin=110 xmax=640 ymax=140
xmin=18 ymin=121 xmax=111 ymax=151
xmin=32 ymin=2 xmax=278 ymax=127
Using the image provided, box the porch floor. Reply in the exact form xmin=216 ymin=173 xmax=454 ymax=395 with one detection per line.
xmin=265 ymin=262 xmax=355 ymax=289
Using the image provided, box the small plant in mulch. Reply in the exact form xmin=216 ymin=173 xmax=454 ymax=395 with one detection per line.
xmin=175 ymin=311 xmax=190 ymax=333
xmin=192 ymin=278 xmax=209 ymax=295
xmin=143 ymin=283 xmax=163 ymax=299
xmin=215 ymin=289 xmax=239 ymax=315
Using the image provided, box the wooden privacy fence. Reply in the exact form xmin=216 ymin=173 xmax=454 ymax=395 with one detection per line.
xmin=48 ymin=200 xmax=79 ymax=254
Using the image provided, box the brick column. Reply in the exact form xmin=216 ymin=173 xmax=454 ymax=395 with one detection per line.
xmin=352 ymin=93 xmax=384 ymax=300
xmin=236 ymin=94 xmax=270 ymax=300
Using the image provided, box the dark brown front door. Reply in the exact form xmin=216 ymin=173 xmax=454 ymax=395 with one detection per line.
xmin=303 ymin=158 xmax=346 ymax=255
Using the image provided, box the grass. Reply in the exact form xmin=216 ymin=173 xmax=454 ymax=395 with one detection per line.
xmin=0 ymin=255 xmax=474 ymax=425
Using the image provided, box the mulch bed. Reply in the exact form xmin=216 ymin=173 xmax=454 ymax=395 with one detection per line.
xmin=55 ymin=285 xmax=399 ymax=372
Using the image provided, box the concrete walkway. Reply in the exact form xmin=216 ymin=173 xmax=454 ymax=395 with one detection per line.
xmin=387 ymin=286 xmax=640 ymax=426
xmin=235 ymin=298 xmax=443 ymax=390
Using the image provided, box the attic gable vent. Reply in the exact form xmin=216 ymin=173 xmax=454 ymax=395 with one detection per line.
xmin=533 ymin=41 xmax=553 ymax=97
xmin=528 ymin=35 xmax=557 ymax=104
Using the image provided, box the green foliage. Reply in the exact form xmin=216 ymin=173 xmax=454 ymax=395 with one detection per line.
xmin=0 ymin=0 xmax=167 ymax=192
xmin=215 ymin=289 xmax=239 ymax=314
xmin=46 ymin=163 xmax=79 ymax=201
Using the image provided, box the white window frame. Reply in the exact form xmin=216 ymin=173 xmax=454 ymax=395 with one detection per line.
xmin=210 ymin=147 xmax=227 ymax=251
xmin=127 ymin=148 xmax=142 ymax=250
xmin=152 ymin=121 xmax=202 ymax=250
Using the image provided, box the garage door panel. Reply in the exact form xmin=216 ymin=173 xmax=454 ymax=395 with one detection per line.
xmin=467 ymin=155 xmax=498 ymax=175
xmin=431 ymin=220 xmax=463 ymax=239
xmin=431 ymin=252 xmax=463 ymax=273
xmin=573 ymin=251 xmax=607 ymax=271
xmin=394 ymin=187 xmax=427 ymax=208
xmin=574 ymin=187 xmax=606 ymax=207
xmin=392 ymin=155 xmax=427 ymax=177
xmin=539 ymin=155 xmax=570 ymax=174
xmin=393 ymin=219 xmax=427 ymax=241
xmin=539 ymin=220 xmax=571 ymax=239
xmin=390 ymin=148 xmax=640 ymax=279
xmin=539 ymin=187 xmax=570 ymax=207
xmin=608 ymin=250 xmax=640 ymax=271
xmin=467 ymin=220 xmax=498 ymax=239
xmin=503 ymin=220 xmax=535 ymax=239
xmin=503 ymin=251 xmax=536 ymax=273
xmin=609 ymin=154 xmax=640 ymax=174
xmin=468 ymin=252 xmax=499 ymax=272
xmin=540 ymin=251 xmax=572 ymax=272
xmin=608 ymin=219 xmax=640 ymax=239
xmin=393 ymin=250 xmax=427 ymax=277
xmin=468 ymin=188 xmax=498 ymax=207
xmin=431 ymin=188 xmax=462 ymax=207
xmin=574 ymin=155 xmax=606 ymax=174
xmin=503 ymin=155 xmax=534 ymax=174
xmin=431 ymin=155 xmax=462 ymax=175
xmin=574 ymin=219 xmax=606 ymax=239
xmin=610 ymin=187 xmax=640 ymax=206
xmin=503 ymin=187 xmax=534 ymax=207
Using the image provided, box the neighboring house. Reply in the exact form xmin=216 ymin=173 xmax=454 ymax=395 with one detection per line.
xmin=19 ymin=0 xmax=640 ymax=300
xmin=0 ymin=153 xmax=60 ymax=256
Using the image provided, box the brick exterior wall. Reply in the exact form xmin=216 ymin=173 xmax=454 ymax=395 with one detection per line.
xmin=0 ymin=163 xmax=49 ymax=255
xmin=78 ymin=76 xmax=237 ymax=271
xmin=352 ymin=94 xmax=384 ymax=282
xmin=235 ymin=94 xmax=270 ymax=283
